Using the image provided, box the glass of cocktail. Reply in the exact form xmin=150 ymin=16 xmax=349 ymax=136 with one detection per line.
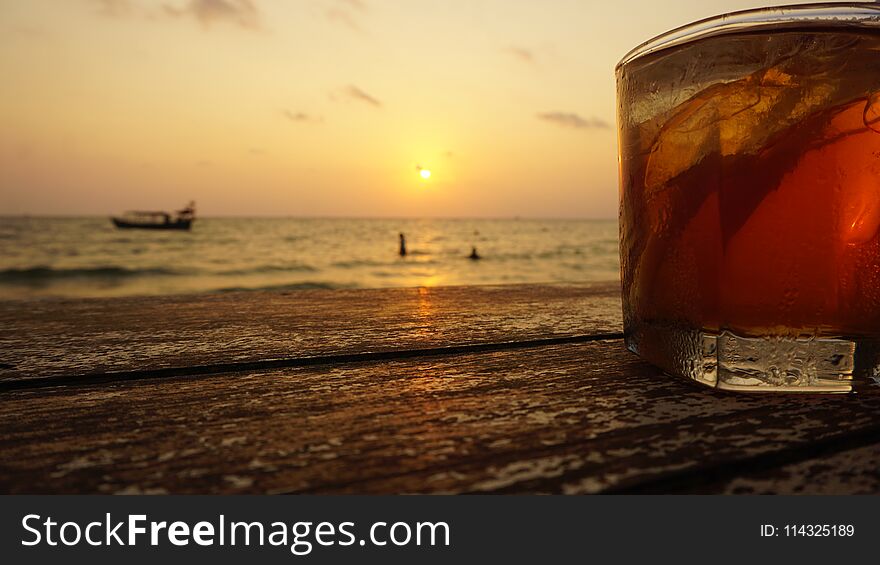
xmin=616 ymin=3 xmax=880 ymax=392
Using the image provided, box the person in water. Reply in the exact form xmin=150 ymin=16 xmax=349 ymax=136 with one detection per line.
xmin=469 ymin=246 xmax=481 ymax=260
xmin=399 ymin=233 xmax=407 ymax=257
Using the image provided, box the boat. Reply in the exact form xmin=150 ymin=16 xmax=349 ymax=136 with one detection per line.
xmin=111 ymin=202 xmax=195 ymax=230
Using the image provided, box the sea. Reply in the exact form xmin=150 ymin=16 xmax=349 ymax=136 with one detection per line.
xmin=0 ymin=217 xmax=620 ymax=299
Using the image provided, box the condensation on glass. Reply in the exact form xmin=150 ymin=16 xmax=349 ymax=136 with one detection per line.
xmin=616 ymin=3 xmax=880 ymax=392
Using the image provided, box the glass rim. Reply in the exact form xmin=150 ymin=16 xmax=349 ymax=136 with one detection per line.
xmin=616 ymin=2 xmax=880 ymax=70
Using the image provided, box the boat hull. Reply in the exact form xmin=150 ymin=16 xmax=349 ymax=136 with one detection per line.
xmin=111 ymin=218 xmax=193 ymax=230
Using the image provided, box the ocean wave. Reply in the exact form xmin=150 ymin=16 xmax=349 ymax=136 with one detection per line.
xmin=214 ymin=281 xmax=355 ymax=293
xmin=0 ymin=266 xmax=184 ymax=282
xmin=216 ymin=264 xmax=317 ymax=275
xmin=332 ymin=259 xmax=386 ymax=269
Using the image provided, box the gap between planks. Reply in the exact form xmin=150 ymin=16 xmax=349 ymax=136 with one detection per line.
xmin=286 ymin=407 xmax=880 ymax=495
xmin=0 ymin=332 xmax=625 ymax=393
xmin=601 ymin=421 xmax=880 ymax=495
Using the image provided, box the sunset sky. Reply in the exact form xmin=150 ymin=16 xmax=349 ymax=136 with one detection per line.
xmin=1 ymin=0 xmax=824 ymax=217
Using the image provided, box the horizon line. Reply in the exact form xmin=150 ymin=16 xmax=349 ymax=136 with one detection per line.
xmin=0 ymin=214 xmax=619 ymax=221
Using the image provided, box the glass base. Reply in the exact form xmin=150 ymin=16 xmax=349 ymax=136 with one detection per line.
xmin=626 ymin=322 xmax=880 ymax=393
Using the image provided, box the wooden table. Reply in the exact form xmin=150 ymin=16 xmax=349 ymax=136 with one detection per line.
xmin=1 ymin=282 xmax=879 ymax=494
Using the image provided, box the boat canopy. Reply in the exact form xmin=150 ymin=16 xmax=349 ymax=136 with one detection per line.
xmin=126 ymin=211 xmax=171 ymax=217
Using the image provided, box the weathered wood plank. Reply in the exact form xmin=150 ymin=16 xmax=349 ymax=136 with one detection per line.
xmin=2 ymin=340 xmax=878 ymax=494
xmin=718 ymin=443 xmax=880 ymax=495
xmin=0 ymin=283 xmax=620 ymax=382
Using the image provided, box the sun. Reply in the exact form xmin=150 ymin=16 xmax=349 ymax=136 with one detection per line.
xmin=420 ymin=168 xmax=432 ymax=179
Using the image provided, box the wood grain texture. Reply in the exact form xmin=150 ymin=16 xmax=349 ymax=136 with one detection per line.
xmin=0 ymin=283 xmax=620 ymax=382
xmin=718 ymin=443 xmax=880 ymax=495
xmin=2 ymin=340 xmax=879 ymax=494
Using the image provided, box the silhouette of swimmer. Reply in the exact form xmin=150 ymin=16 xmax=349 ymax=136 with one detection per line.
xmin=469 ymin=246 xmax=481 ymax=260
xmin=399 ymin=233 xmax=407 ymax=256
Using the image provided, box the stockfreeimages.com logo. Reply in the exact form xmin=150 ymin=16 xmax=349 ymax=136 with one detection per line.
xmin=22 ymin=514 xmax=451 ymax=556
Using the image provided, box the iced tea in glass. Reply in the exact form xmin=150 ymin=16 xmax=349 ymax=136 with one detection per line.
xmin=616 ymin=3 xmax=880 ymax=392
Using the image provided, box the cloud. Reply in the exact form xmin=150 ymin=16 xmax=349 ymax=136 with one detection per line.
xmin=342 ymin=85 xmax=382 ymax=108
xmin=89 ymin=0 xmax=134 ymax=17
xmin=536 ymin=112 xmax=609 ymax=130
xmin=86 ymin=0 xmax=261 ymax=30
xmin=283 ymin=110 xmax=324 ymax=123
xmin=10 ymin=25 xmax=51 ymax=39
xmin=163 ymin=0 xmax=261 ymax=29
xmin=505 ymin=46 xmax=535 ymax=64
xmin=325 ymin=0 xmax=367 ymax=32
